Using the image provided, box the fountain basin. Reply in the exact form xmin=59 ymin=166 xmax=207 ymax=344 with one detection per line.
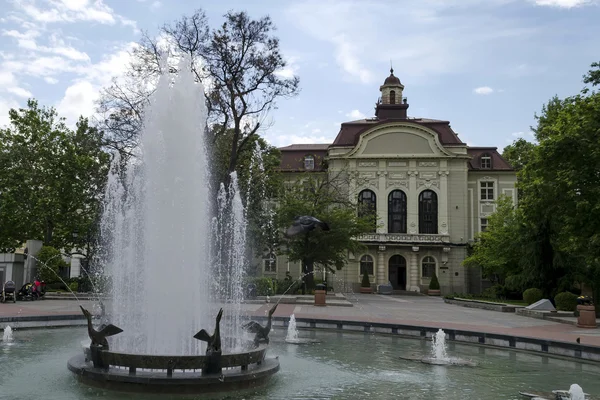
xmin=67 ymin=343 xmax=279 ymax=394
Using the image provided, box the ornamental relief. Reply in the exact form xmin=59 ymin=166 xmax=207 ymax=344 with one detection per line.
xmin=417 ymin=180 xmax=439 ymax=189
xmin=386 ymin=180 xmax=408 ymax=189
xmin=358 ymin=161 xmax=377 ymax=167
xmin=419 ymin=161 xmax=438 ymax=167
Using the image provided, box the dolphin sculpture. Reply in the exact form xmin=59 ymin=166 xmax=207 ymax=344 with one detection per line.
xmin=193 ymin=308 xmax=223 ymax=354
xmin=285 ymin=216 xmax=330 ymax=237
xmin=80 ymin=305 xmax=123 ymax=349
xmin=242 ymin=304 xmax=278 ymax=346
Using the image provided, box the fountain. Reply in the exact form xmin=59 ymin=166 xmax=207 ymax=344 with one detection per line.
xmin=285 ymin=314 xmax=319 ymax=344
xmin=399 ymin=328 xmax=477 ymax=366
xmin=2 ymin=326 xmax=13 ymax=342
xmin=520 ymin=383 xmax=589 ymax=399
xmin=67 ymin=57 xmax=279 ymax=393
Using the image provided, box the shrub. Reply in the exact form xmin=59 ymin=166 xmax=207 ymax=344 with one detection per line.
xmin=252 ymin=277 xmax=276 ymax=296
xmin=429 ymin=272 xmax=440 ymax=290
xmin=554 ymin=292 xmax=578 ymax=311
xmin=523 ymin=288 xmax=543 ymax=305
xmin=35 ymin=246 xmax=69 ymax=283
xmin=68 ymin=282 xmax=79 ymax=292
xmin=361 ymin=270 xmax=371 ymax=288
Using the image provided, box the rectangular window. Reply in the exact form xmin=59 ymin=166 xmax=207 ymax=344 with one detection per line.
xmin=264 ymin=255 xmax=277 ymax=273
xmin=481 ymin=156 xmax=491 ymax=169
xmin=480 ymin=181 xmax=494 ymax=200
xmin=481 ymin=218 xmax=488 ymax=232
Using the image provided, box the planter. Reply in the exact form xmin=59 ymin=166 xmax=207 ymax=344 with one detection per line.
xmin=577 ymin=305 xmax=597 ymax=328
xmin=427 ymin=289 xmax=441 ymax=296
xmin=359 ymin=287 xmax=372 ymax=294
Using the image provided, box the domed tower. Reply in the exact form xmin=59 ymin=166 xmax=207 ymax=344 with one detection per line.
xmin=375 ymin=68 xmax=409 ymax=119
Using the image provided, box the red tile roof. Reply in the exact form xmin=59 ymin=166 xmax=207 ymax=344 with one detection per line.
xmin=330 ymin=117 xmax=463 ymax=147
xmin=467 ymin=147 xmax=514 ymax=171
xmin=278 ymin=145 xmax=329 ymax=172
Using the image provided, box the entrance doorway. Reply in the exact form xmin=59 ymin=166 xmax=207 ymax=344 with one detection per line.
xmin=388 ymin=255 xmax=407 ymax=290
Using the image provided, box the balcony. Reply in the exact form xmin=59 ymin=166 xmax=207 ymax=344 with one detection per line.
xmin=356 ymin=233 xmax=450 ymax=244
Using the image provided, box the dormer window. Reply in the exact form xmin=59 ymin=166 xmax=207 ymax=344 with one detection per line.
xmin=304 ymin=155 xmax=315 ymax=170
xmin=389 ymin=90 xmax=396 ymax=104
xmin=481 ymin=154 xmax=492 ymax=169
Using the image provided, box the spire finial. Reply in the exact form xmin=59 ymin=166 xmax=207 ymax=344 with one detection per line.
xmin=390 ymin=60 xmax=394 ymax=75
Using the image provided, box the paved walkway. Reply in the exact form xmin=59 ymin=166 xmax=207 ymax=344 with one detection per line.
xmin=1 ymin=294 xmax=599 ymax=347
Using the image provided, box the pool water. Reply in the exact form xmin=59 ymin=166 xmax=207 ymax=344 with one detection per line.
xmin=0 ymin=327 xmax=598 ymax=400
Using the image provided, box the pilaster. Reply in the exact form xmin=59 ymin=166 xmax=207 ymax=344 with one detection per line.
xmin=377 ymin=245 xmax=386 ymax=285
xmin=439 ymin=167 xmax=449 ymax=235
xmin=408 ymin=160 xmax=418 ymax=234
xmin=409 ymin=247 xmax=420 ymax=292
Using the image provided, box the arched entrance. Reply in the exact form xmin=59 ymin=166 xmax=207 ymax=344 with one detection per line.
xmin=388 ymin=255 xmax=407 ymax=290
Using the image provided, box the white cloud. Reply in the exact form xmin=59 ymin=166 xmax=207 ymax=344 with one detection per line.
xmin=275 ymin=56 xmax=300 ymax=79
xmin=265 ymin=133 xmax=333 ymax=147
xmin=285 ymin=0 xmax=540 ymax=84
xmin=511 ymin=131 xmax=535 ymax=138
xmin=56 ymin=80 xmax=97 ymax=123
xmin=473 ymin=86 xmax=494 ymax=95
xmin=0 ymin=71 xmax=17 ymax=86
xmin=44 ymin=77 xmax=59 ymax=84
xmin=533 ymin=0 xmax=597 ymax=8
xmin=150 ymin=1 xmax=162 ymax=11
xmin=345 ymin=109 xmax=366 ymax=119
xmin=6 ymin=87 xmax=33 ymax=98
xmin=0 ymin=98 xmax=20 ymax=127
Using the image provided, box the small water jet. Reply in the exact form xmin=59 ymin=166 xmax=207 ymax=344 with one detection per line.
xmin=2 ymin=326 xmax=14 ymax=342
xmin=285 ymin=314 xmax=320 ymax=344
xmin=520 ymin=383 xmax=590 ymax=399
xmin=399 ymin=329 xmax=477 ymax=366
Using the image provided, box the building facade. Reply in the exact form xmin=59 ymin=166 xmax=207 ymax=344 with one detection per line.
xmin=265 ymin=70 xmax=516 ymax=294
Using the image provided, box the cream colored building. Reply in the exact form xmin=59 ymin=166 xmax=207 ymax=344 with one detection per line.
xmin=266 ymin=69 xmax=516 ymax=294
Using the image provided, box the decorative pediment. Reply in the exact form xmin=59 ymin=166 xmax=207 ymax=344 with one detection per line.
xmin=347 ymin=123 xmax=453 ymax=158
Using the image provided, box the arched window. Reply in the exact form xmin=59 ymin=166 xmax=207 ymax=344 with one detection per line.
xmin=389 ymin=90 xmax=396 ymax=104
xmin=419 ymin=190 xmax=438 ymax=234
xmin=421 ymin=256 xmax=436 ymax=278
xmin=304 ymin=155 xmax=315 ymax=170
xmin=359 ymin=255 xmax=374 ymax=275
xmin=388 ymin=190 xmax=407 ymax=233
xmin=264 ymin=253 xmax=277 ymax=273
xmin=480 ymin=153 xmax=491 ymax=169
xmin=358 ymin=189 xmax=377 ymax=232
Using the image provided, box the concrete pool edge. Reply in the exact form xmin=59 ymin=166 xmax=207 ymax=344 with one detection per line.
xmin=2 ymin=313 xmax=599 ymax=363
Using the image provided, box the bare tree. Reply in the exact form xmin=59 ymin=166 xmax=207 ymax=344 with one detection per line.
xmin=96 ymin=9 xmax=300 ymax=177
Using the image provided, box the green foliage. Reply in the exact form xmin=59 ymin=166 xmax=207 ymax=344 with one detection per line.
xmin=249 ymin=277 xmax=277 ymax=296
xmin=502 ymin=138 xmax=536 ymax=172
xmin=0 ymin=100 xmax=109 ymax=251
xmin=35 ymin=246 xmax=68 ymax=283
xmin=276 ymin=172 xmax=373 ymax=288
xmin=69 ymin=282 xmax=79 ymax=292
xmin=361 ymin=270 xmax=370 ymax=288
xmin=554 ymin=291 xmax=578 ymax=311
xmin=429 ymin=272 xmax=440 ymax=290
xmin=523 ymin=288 xmax=543 ymax=305
xmin=465 ymin=62 xmax=600 ymax=301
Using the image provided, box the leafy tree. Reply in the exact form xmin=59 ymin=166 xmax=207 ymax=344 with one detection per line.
xmin=521 ymin=61 xmax=600 ymax=300
xmin=34 ymin=245 xmax=69 ymax=283
xmin=502 ymin=138 xmax=536 ymax=172
xmin=467 ymin=62 xmax=600 ymax=300
xmin=0 ymin=100 xmax=109 ymax=252
xmin=276 ymin=172 xmax=374 ymax=290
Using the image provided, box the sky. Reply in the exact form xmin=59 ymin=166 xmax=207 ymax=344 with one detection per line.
xmin=0 ymin=0 xmax=599 ymax=151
